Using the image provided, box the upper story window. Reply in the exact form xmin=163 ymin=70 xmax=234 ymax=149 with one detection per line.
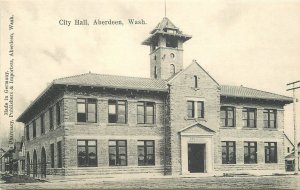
xmin=25 ymin=125 xmax=30 ymax=141
xmin=187 ymin=101 xmax=204 ymax=119
xmin=194 ymin=76 xmax=198 ymax=88
xmin=265 ymin=142 xmax=277 ymax=163
xmin=32 ymin=120 xmax=36 ymax=138
xmin=108 ymin=100 xmax=127 ymax=124
xmin=222 ymin=141 xmax=236 ymax=164
xmin=137 ymin=102 xmax=155 ymax=124
xmin=77 ymin=98 xmax=97 ymax=123
xmin=56 ymin=101 xmax=62 ymax=126
xmin=154 ymin=66 xmax=157 ymax=79
xmin=138 ymin=140 xmax=155 ymax=166
xmin=170 ymin=64 xmax=175 ymax=75
xmin=40 ymin=113 xmax=45 ymax=135
xmin=77 ymin=140 xmax=97 ymax=167
xmin=244 ymin=142 xmax=257 ymax=164
xmin=242 ymin=108 xmax=256 ymax=128
xmin=220 ymin=107 xmax=235 ymax=127
xmin=49 ymin=107 xmax=54 ymax=130
xmin=264 ymin=109 xmax=277 ymax=128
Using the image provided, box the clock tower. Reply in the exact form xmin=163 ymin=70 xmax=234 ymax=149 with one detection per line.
xmin=142 ymin=17 xmax=192 ymax=80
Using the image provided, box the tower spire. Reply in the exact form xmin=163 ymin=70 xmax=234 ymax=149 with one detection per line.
xmin=164 ymin=0 xmax=166 ymax=17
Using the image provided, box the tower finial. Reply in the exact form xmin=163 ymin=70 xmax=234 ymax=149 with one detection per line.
xmin=164 ymin=0 xmax=166 ymax=17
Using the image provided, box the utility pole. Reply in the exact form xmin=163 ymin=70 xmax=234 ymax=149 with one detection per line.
xmin=287 ymin=80 xmax=300 ymax=174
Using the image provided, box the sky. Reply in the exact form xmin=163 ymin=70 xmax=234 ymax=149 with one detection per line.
xmin=0 ymin=0 xmax=299 ymax=147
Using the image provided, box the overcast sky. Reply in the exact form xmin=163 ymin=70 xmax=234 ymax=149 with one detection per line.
xmin=0 ymin=0 xmax=299 ymax=147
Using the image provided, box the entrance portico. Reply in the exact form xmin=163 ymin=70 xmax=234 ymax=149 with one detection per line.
xmin=179 ymin=123 xmax=215 ymax=175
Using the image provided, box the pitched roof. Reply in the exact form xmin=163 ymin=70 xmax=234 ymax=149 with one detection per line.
xmin=220 ymin=85 xmax=292 ymax=102
xmin=53 ymin=73 xmax=292 ymax=102
xmin=151 ymin=17 xmax=180 ymax=34
xmin=53 ymin=72 xmax=168 ymax=92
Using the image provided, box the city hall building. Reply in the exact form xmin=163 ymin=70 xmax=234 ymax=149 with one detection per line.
xmin=17 ymin=17 xmax=293 ymax=177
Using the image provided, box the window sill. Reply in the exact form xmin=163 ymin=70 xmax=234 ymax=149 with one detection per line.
xmin=185 ymin=117 xmax=206 ymax=122
xmin=76 ymin=122 xmax=99 ymax=126
xmin=263 ymin=128 xmax=278 ymax=131
xmin=107 ymin=123 xmax=129 ymax=126
xmin=220 ymin=127 xmax=236 ymax=129
xmin=242 ymin=127 xmax=258 ymax=130
xmin=136 ymin=124 xmax=156 ymax=127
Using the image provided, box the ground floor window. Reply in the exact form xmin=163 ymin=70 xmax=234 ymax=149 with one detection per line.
xmin=57 ymin=141 xmax=62 ymax=168
xmin=109 ymin=140 xmax=127 ymax=166
xmin=138 ymin=140 xmax=155 ymax=166
xmin=244 ymin=142 xmax=257 ymax=164
xmin=265 ymin=142 xmax=277 ymax=163
xmin=222 ymin=141 xmax=236 ymax=164
xmin=77 ymin=140 xmax=97 ymax=167
xmin=50 ymin=143 xmax=54 ymax=168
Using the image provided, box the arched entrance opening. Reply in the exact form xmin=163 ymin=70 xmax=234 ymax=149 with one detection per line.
xmin=33 ymin=150 xmax=37 ymax=177
xmin=26 ymin=152 xmax=30 ymax=176
xmin=41 ymin=147 xmax=46 ymax=178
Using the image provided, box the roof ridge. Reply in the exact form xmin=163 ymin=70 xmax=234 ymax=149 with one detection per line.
xmin=221 ymin=84 xmax=291 ymax=98
xmin=241 ymin=85 xmax=290 ymax=98
xmin=54 ymin=72 xmax=166 ymax=82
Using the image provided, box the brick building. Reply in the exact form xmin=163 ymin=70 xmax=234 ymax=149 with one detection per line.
xmin=17 ymin=17 xmax=293 ymax=177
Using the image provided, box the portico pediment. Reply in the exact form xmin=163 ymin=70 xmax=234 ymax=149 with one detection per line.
xmin=179 ymin=123 xmax=215 ymax=136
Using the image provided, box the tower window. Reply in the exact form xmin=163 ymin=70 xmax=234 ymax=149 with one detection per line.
xmin=194 ymin=76 xmax=198 ymax=88
xmin=166 ymin=36 xmax=178 ymax=48
xmin=154 ymin=55 xmax=156 ymax=60
xmin=170 ymin=64 xmax=175 ymax=75
xmin=170 ymin=53 xmax=175 ymax=59
xmin=154 ymin=66 xmax=157 ymax=79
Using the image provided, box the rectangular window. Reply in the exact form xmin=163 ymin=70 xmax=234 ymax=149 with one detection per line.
xmin=41 ymin=113 xmax=45 ymax=135
xmin=109 ymin=140 xmax=127 ymax=166
xmin=244 ymin=142 xmax=257 ymax=164
xmin=49 ymin=107 xmax=54 ymax=130
xmin=77 ymin=140 xmax=97 ymax=167
xmin=265 ymin=142 xmax=277 ymax=163
xmin=77 ymin=99 xmax=97 ymax=123
xmin=187 ymin=101 xmax=204 ymax=118
xmin=242 ymin=108 xmax=256 ymax=128
xmin=108 ymin=100 xmax=127 ymax=124
xmin=221 ymin=107 xmax=235 ymax=127
xmin=56 ymin=101 xmax=61 ymax=126
xmin=32 ymin=120 xmax=36 ymax=138
xmin=222 ymin=141 xmax=236 ymax=164
xmin=26 ymin=125 xmax=30 ymax=141
xmin=57 ymin=141 xmax=62 ymax=168
xmin=264 ymin=109 xmax=277 ymax=128
xmin=138 ymin=140 xmax=155 ymax=166
xmin=137 ymin=102 xmax=155 ymax=124
xmin=50 ymin=143 xmax=54 ymax=168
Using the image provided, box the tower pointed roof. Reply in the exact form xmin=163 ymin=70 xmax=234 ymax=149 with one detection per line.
xmin=142 ymin=17 xmax=192 ymax=46
xmin=150 ymin=17 xmax=180 ymax=34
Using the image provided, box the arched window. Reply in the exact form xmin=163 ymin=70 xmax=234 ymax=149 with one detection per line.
xmin=154 ymin=66 xmax=157 ymax=79
xmin=33 ymin=150 xmax=37 ymax=177
xmin=170 ymin=64 xmax=175 ymax=75
xmin=26 ymin=152 xmax=30 ymax=176
xmin=194 ymin=75 xmax=198 ymax=88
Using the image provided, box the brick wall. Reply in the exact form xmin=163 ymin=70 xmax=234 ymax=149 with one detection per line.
xmin=62 ymin=87 xmax=167 ymax=175
xmin=168 ymin=62 xmax=220 ymax=175
xmin=215 ymin=98 xmax=286 ymax=172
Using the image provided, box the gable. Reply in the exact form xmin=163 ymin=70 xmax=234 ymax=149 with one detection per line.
xmin=168 ymin=60 xmax=219 ymax=87
xmin=179 ymin=123 xmax=215 ymax=136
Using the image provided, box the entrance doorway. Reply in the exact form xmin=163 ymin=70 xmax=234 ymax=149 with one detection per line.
xmin=188 ymin=144 xmax=205 ymax=173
